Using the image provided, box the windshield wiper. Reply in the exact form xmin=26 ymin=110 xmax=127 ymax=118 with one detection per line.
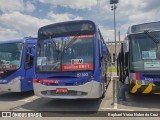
xmin=50 ymin=38 xmax=60 ymax=60
xmin=62 ymin=32 xmax=80 ymax=58
xmin=65 ymin=32 xmax=80 ymax=49
xmin=47 ymin=36 xmax=60 ymax=60
xmin=144 ymin=30 xmax=159 ymax=44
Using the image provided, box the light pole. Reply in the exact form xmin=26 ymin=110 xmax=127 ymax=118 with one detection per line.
xmin=110 ymin=0 xmax=119 ymax=107
xmin=110 ymin=0 xmax=119 ymax=62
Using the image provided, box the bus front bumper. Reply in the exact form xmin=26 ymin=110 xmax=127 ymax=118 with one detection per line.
xmin=33 ymin=80 xmax=102 ymax=99
xmin=130 ymin=80 xmax=160 ymax=94
xmin=0 ymin=77 xmax=21 ymax=92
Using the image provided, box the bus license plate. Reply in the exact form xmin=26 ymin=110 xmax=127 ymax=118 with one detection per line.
xmin=56 ymin=88 xmax=68 ymax=93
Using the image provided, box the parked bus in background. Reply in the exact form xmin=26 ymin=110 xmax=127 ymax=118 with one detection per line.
xmin=33 ymin=20 xmax=111 ymax=99
xmin=0 ymin=37 xmax=37 ymax=92
xmin=117 ymin=21 xmax=160 ymax=94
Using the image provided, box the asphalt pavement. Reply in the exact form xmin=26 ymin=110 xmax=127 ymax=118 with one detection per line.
xmin=0 ymin=73 xmax=160 ymax=119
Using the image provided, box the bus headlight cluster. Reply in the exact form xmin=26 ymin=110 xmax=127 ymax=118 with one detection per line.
xmin=9 ymin=76 xmax=21 ymax=85
xmin=135 ymin=80 xmax=150 ymax=85
xmin=137 ymin=80 xmax=142 ymax=85
xmin=74 ymin=82 xmax=81 ymax=86
xmin=144 ymin=80 xmax=150 ymax=85
xmin=73 ymin=79 xmax=92 ymax=86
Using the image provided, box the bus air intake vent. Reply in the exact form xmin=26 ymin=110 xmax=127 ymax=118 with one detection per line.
xmin=41 ymin=90 xmax=87 ymax=96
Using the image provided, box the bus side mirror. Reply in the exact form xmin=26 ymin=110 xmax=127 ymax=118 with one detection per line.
xmin=102 ymin=44 xmax=107 ymax=57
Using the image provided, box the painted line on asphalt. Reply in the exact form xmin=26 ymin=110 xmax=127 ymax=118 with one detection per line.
xmin=113 ymin=79 xmax=118 ymax=109
xmin=18 ymin=96 xmax=39 ymax=103
xmin=101 ymin=76 xmax=119 ymax=110
xmin=10 ymin=106 xmax=22 ymax=111
xmin=101 ymin=107 xmax=134 ymax=111
xmin=102 ymin=77 xmax=117 ymax=110
xmin=9 ymin=96 xmax=39 ymax=110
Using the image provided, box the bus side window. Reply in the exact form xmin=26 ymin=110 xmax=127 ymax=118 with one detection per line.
xmin=25 ymin=47 xmax=34 ymax=69
xmin=98 ymin=30 xmax=103 ymax=59
xmin=98 ymin=40 xmax=102 ymax=59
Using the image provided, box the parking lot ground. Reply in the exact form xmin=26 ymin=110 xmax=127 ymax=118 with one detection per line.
xmin=0 ymin=74 xmax=160 ymax=119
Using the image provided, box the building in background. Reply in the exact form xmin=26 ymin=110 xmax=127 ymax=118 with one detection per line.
xmin=106 ymin=41 xmax=123 ymax=65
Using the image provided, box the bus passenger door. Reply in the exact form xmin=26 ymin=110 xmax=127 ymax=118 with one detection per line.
xmin=23 ymin=44 xmax=35 ymax=91
xmin=101 ymin=44 xmax=107 ymax=85
xmin=98 ymin=31 xmax=107 ymax=95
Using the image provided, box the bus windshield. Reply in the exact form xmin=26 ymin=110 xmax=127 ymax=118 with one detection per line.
xmin=130 ymin=31 xmax=160 ymax=71
xmin=37 ymin=34 xmax=94 ymax=72
xmin=0 ymin=42 xmax=23 ymax=71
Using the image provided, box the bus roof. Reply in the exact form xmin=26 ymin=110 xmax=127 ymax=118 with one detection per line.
xmin=38 ymin=20 xmax=97 ymax=40
xmin=39 ymin=20 xmax=96 ymax=30
xmin=127 ymin=21 xmax=160 ymax=35
xmin=0 ymin=37 xmax=37 ymax=44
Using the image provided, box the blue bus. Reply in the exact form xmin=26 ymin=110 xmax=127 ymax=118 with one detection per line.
xmin=117 ymin=21 xmax=160 ymax=94
xmin=0 ymin=37 xmax=37 ymax=92
xmin=33 ymin=20 xmax=111 ymax=99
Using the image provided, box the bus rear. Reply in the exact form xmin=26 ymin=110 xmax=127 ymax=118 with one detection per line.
xmin=33 ymin=20 xmax=109 ymax=99
xmin=0 ymin=38 xmax=37 ymax=92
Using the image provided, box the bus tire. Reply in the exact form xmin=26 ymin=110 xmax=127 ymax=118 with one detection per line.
xmin=100 ymin=92 xmax=105 ymax=99
xmin=100 ymin=80 xmax=106 ymax=99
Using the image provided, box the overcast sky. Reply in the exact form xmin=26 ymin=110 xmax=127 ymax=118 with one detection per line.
xmin=0 ymin=0 xmax=159 ymax=41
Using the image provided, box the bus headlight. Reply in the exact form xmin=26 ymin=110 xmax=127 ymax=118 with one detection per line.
xmin=9 ymin=76 xmax=21 ymax=85
xmin=73 ymin=79 xmax=92 ymax=86
xmin=144 ymin=80 xmax=150 ymax=85
xmin=88 ymin=79 xmax=92 ymax=82
xmin=137 ymin=80 xmax=142 ymax=85
xmin=74 ymin=82 xmax=81 ymax=86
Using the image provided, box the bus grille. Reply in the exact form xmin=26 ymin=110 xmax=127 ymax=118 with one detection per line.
xmin=41 ymin=90 xmax=87 ymax=96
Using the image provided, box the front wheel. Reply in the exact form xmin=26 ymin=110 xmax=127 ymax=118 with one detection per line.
xmin=100 ymin=77 xmax=107 ymax=99
xmin=100 ymin=91 xmax=105 ymax=99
